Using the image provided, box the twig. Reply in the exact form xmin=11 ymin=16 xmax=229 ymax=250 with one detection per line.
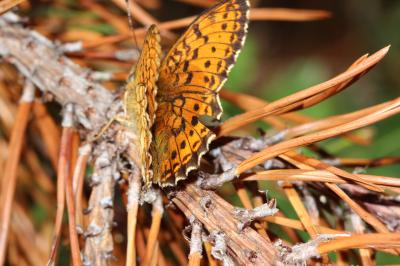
xmin=62 ymin=103 xmax=83 ymax=266
xmin=317 ymin=233 xmax=400 ymax=254
xmin=0 ymin=0 xmax=25 ymax=15
xmin=0 ymin=81 xmax=34 ymax=266
xmin=171 ymin=183 xmax=278 ymax=265
xmin=142 ymin=189 xmax=164 ymax=266
xmin=187 ymin=218 xmax=203 ymax=266
xmin=0 ymin=15 xmax=114 ymax=131
xmin=126 ymin=171 xmax=141 ymax=266
xmin=209 ymin=231 xmax=234 ymax=266
xmin=47 ymin=103 xmax=75 ymax=265
xmin=234 ymin=201 xmax=278 ymax=231
xmin=279 ymin=234 xmax=350 ymax=265
xmin=83 ymin=143 xmax=118 ymax=265
xmin=72 ymin=143 xmax=92 ymax=232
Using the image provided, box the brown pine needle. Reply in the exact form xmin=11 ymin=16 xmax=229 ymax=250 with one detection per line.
xmin=0 ymin=82 xmax=34 ymax=266
xmin=178 ymin=0 xmax=331 ymax=21
xmin=142 ymin=191 xmax=163 ymax=266
xmin=203 ymin=241 xmax=218 ymax=266
xmin=234 ymin=182 xmax=269 ymax=238
xmin=126 ymin=172 xmax=141 ymax=266
xmin=236 ymin=97 xmax=400 ymax=189
xmin=221 ymin=89 xmax=370 ymax=145
xmin=82 ymin=7 xmax=330 ymax=49
xmin=48 ymin=106 xmax=76 ymax=265
xmin=282 ymin=182 xmax=320 ymax=239
xmin=187 ymin=219 xmax=202 ymax=266
xmin=330 ymin=156 xmax=400 ymax=167
xmin=0 ymin=0 xmax=25 ymax=15
xmin=281 ymin=152 xmax=382 ymax=192
xmin=317 ymin=233 xmax=400 ymax=254
xmin=263 ymin=215 xmax=344 ymax=235
xmin=218 ymin=46 xmax=390 ymax=136
xmin=282 ymin=100 xmax=389 ymax=141
xmin=32 ymin=102 xmax=61 ymax=170
xmin=65 ymin=143 xmax=82 ymax=265
xmin=250 ymin=8 xmax=331 ymax=21
xmin=326 ymin=184 xmax=396 ymax=237
xmin=220 ymin=89 xmax=287 ymax=129
xmin=277 ymin=151 xmax=400 ymax=254
xmin=72 ymin=144 xmax=91 ymax=230
xmin=243 ymin=169 xmax=400 ymax=188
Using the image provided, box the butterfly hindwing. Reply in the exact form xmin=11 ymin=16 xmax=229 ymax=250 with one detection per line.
xmin=151 ymin=0 xmax=250 ymax=186
xmin=124 ymin=25 xmax=161 ymax=186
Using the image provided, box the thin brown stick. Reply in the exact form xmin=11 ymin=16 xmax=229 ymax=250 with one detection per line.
xmin=282 ymin=152 xmax=400 ymax=254
xmin=72 ymin=144 xmax=91 ymax=231
xmin=187 ymin=219 xmax=203 ymax=266
xmin=62 ymin=104 xmax=82 ymax=266
xmin=218 ymin=46 xmax=390 ymax=136
xmin=126 ymin=172 xmax=141 ymax=266
xmin=250 ymin=8 xmax=331 ymax=21
xmin=0 ymin=82 xmax=34 ymax=266
xmin=48 ymin=106 xmax=75 ymax=265
xmin=317 ymin=233 xmax=400 ymax=254
xmin=236 ymin=97 xmax=400 ymax=189
xmin=81 ymin=7 xmax=330 ymax=49
xmin=243 ymin=169 xmax=400 ymax=188
xmin=0 ymin=0 xmax=25 ymax=15
xmin=203 ymin=241 xmax=218 ymax=266
xmin=142 ymin=191 xmax=163 ymax=266
xmin=328 ymin=156 xmax=400 ymax=168
xmin=263 ymin=215 xmax=344 ymax=234
xmin=234 ymin=182 xmax=270 ymax=238
xmin=281 ymin=183 xmax=319 ymax=238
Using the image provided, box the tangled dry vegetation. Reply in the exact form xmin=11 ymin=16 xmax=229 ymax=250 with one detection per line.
xmin=0 ymin=0 xmax=399 ymax=265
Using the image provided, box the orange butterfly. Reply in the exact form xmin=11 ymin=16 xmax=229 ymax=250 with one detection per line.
xmin=124 ymin=0 xmax=250 ymax=187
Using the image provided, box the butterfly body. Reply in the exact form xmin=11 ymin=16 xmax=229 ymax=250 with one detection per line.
xmin=124 ymin=0 xmax=250 ymax=187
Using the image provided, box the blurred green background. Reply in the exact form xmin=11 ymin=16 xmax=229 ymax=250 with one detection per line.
xmin=221 ymin=1 xmax=400 ymax=264
xmin=29 ymin=0 xmax=400 ymax=264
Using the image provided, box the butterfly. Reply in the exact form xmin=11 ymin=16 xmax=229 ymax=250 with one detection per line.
xmin=123 ymin=0 xmax=250 ymax=187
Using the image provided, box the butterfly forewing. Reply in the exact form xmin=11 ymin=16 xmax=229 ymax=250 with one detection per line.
xmin=151 ymin=0 xmax=250 ymax=186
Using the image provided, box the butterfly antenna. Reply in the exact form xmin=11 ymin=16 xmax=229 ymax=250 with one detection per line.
xmin=125 ymin=0 xmax=140 ymax=57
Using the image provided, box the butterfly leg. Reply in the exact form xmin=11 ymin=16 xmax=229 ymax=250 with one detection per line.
xmin=115 ymin=115 xmax=136 ymax=128
xmin=91 ymin=116 xmax=118 ymax=141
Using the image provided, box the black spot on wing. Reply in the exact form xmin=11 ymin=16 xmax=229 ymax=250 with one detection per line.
xmin=185 ymin=73 xmax=193 ymax=84
xmin=180 ymin=140 xmax=186 ymax=149
xmin=183 ymin=61 xmax=189 ymax=72
xmin=193 ymin=23 xmax=202 ymax=37
xmin=171 ymin=150 xmax=177 ymax=160
xmin=191 ymin=116 xmax=199 ymax=126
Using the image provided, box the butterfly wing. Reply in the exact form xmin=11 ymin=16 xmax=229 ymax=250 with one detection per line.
xmin=124 ymin=25 xmax=161 ymax=185
xmin=151 ymin=0 xmax=250 ymax=186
